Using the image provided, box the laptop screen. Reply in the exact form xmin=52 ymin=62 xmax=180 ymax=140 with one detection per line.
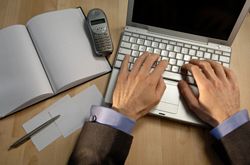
xmin=132 ymin=0 xmax=246 ymax=40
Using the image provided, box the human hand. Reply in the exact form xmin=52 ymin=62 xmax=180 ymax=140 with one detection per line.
xmin=178 ymin=60 xmax=240 ymax=127
xmin=112 ymin=52 xmax=168 ymax=121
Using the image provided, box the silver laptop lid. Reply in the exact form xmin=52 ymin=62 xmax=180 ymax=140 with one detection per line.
xmin=127 ymin=0 xmax=250 ymax=46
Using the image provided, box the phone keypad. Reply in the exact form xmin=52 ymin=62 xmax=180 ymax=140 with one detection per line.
xmin=94 ymin=33 xmax=112 ymax=51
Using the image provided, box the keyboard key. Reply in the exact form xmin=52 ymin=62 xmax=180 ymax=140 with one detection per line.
xmin=117 ymin=54 xmax=125 ymax=60
xmin=176 ymin=53 xmax=183 ymax=60
xmin=124 ymin=32 xmax=132 ymax=36
xmin=132 ymin=33 xmax=139 ymax=37
xmin=169 ymin=59 xmax=177 ymax=65
xmin=154 ymin=38 xmax=161 ymax=42
xmin=177 ymin=42 xmax=184 ymax=47
xmin=177 ymin=60 xmax=184 ymax=66
xmin=186 ymin=76 xmax=195 ymax=85
xmin=181 ymin=48 xmax=189 ymax=54
xmin=199 ymin=47 xmax=207 ymax=51
xmin=129 ymin=63 xmax=134 ymax=70
xmin=162 ymin=39 xmax=168 ymax=44
xmin=166 ymin=45 xmax=174 ymax=51
xmin=137 ymin=38 xmax=144 ymax=44
xmin=174 ymin=46 xmax=181 ymax=53
xmin=184 ymin=44 xmax=191 ymax=48
xmin=163 ymin=71 xmax=182 ymax=81
xmin=132 ymin=50 xmax=139 ymax=57
xmin=157 ymin=56 xmax=161 ymax=62
xmin=204 ymin=52 xmax=211 ymax=59
xmin=169 ymin=52 xmax=176 ymax=58
xmin=159 ymin=43 xmax=166 ymax=49
xmin=189 ymin=49 xmax=196 ymax=56
xmin=169 ymin=41 xmax=176 ymax=45
xmin=172 ymin=66 xmax=179 ymax=73
xmin=207 ymin=49 xmax=214 ymax=53
xmin=146 ymin=47 xmax=153 ymax=53
xmin=219 ymin=56 xmax=230 ymax=63
xmin=119 ymin=48 xmax=132 ymax=55
xmin=192 ymin=45 xmax=199 ymax=50
xmin=161 ymin=57 xmax=169 ymax=61
xmin=133 ymin=57 xmax=138 ymax=63
xmin=192 ymin=56 xmax=199 ymax=60
xmin=187 ymin=71 xmax=192 ymax=76
xmin=131 ymin=44 xmax=139 ymax=50
xmin=130 ymin=37 xmax=137 ymax=43
xmin=144 ymin=40 xmax=151 ymax=46
xmin=154 ymin=49 xmax=161 ymax=54
xmin=140 ymin=35 xmax=147 ymax=39
xmin=121 ymin=42 xmax=131 ymax=48
xmin=115 ymin=60 xmax=122 ymax=68
xmin=184 ymin=55 xmax=191 ymax=61
xmin=223 ymin=52 xmax=231 ymax=56
xmin=197 ymin=51 xmax=204 ymax=58
xmin=122 ymin=35 xmax=130 ymax=42
xmin=147 ymin=36 xmax=153 ymax=40
xmin=139 ymin=45 xmax=146 ymax=52
xmin=212 ymin=54 xmax=219 ymax=61
xmin=129 ymin=57 xmax=134 ymax=63
xmin=152 ymin=41 xmax=159 ymax=48
xmin=161 ymin=50 xmax=168 ymax=56
xmin=215 ymin=50 xmax=222 ymax=55
xmin=166 ymin=64 xmax=171 ymax=71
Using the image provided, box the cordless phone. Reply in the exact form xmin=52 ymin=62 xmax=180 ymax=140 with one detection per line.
xmin=87 ymin=8 xmax=113 ymax=56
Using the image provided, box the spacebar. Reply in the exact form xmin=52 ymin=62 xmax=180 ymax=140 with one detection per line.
xmin=162 ymin=71 xmax=182 ymax=81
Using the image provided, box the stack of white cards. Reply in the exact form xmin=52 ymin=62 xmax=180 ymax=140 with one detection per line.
xmin=23 ymin=85 xmax=103 ymax=151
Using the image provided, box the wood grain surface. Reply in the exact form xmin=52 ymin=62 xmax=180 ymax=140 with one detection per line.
xmin=0 ymin=0 xmax=249 ymax=164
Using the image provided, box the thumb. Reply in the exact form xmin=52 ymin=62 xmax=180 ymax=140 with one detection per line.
xmin=178 ymin=80 xmax=200 ymax=113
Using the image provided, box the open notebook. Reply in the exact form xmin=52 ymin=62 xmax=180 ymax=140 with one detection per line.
xmin=0 ymin=8 xmax=111 ymax=118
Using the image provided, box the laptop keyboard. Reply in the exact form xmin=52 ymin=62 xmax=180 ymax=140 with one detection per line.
xmin=114 ymin=31 xmax=231 ymax=85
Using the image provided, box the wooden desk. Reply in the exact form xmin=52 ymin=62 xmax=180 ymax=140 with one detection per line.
xmin=0 ymin=0 xmax=249 ymax=164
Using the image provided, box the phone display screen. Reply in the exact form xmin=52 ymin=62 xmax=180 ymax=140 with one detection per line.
xmin=91 ymin=19 xmax=105 ymax=25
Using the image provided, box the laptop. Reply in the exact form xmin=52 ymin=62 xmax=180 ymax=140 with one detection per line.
xmin=104 ymin=0 xmax=250 ymax=125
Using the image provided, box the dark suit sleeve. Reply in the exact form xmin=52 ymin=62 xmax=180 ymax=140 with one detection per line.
xmin=220 ymin=121 xmax=250 ymax=165
xmin=68 ymin=121 xmax=133 ymax=165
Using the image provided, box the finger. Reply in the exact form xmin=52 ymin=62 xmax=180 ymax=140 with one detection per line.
xmin=139 ymin=54 xmax=159 ymax=74
xmin=149 ymin=60 xmax=168 ymax=84
xmin=224 ymin=67 xmax=239 ymax=86
xmin=189 ymin=60 xmax=218 ymax=81
xmin=118 ymin=54 xmax=129 ymax=81
xmin=130 ymin=52 xmax=149 ymax=76
xmin=138 ymin=78 xmax=166 ymax=119
xmin=205 ymin=60 xmax=228 ymax=81
xmin=178 ymin=80 xmax=200 ymax=113
xmin=156 ymin=78 xmax=166 ymax=99
xmin=181 ymin=63 xmax=207 ymax=89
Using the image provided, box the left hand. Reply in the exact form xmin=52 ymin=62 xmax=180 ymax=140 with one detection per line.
xmin=112 ymin=52 xmax=168 ymax=121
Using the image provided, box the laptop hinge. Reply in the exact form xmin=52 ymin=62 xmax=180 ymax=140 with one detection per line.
xmin=125 ymin=26 xmax=208 ymax=46
xmin=148 ymin=30 xmax=208 ymax=45
xmin=208 ymin=42 xmax=231 ymax=52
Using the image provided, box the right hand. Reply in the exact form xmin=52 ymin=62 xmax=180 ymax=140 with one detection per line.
xmin=178 ymin=60 xmax=240 ymax=127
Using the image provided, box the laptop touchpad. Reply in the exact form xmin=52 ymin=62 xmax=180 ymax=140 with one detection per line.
xmin=154 ymin=82 xmax=180 ymax=114
xmin=162 ymin=83 xmax=180 ymax=105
